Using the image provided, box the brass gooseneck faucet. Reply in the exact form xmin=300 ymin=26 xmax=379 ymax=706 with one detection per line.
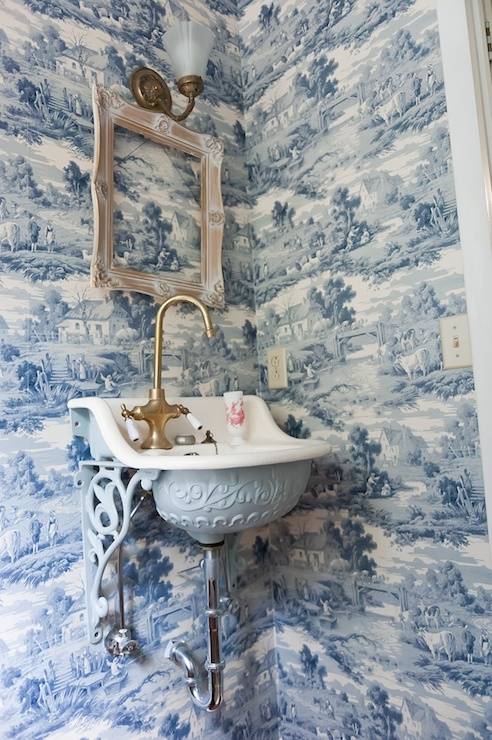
xmin=121 ymin=294 xmax=215 ymax=450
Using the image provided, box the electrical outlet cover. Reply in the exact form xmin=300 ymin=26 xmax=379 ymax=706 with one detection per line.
xmin=267 ymin=347 xmax=288 ymax=389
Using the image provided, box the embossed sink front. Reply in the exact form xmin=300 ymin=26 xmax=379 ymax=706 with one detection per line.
xmin=69 ymin=396 xmax=329 ymax=543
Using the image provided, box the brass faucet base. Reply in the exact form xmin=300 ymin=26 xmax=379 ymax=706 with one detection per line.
xmin=125 ymin=390 xmax=182 ymax=451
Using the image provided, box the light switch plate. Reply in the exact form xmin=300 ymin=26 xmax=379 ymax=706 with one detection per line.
xmin=439 ymin=313 xmax=472 ymax=369
xmin=267 ymin=347 xmax=288 ymax=389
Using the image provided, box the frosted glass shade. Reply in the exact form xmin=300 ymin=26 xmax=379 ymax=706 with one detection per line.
xmin=165 ymin=21 xmax=215 ymax=80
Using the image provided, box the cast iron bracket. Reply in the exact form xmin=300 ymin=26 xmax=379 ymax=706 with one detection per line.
xmin=75 ymin=461 xmax=159 ymax=643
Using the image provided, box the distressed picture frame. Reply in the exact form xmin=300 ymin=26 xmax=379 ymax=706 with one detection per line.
xmin=90 ymin=84 xmax=225 ymax=307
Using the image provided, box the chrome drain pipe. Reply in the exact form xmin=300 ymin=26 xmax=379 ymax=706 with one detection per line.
xmin=165 ymin=542 xmax=225 ymax=712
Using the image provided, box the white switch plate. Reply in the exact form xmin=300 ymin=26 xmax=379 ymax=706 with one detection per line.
xmin=267 ymin=347 xmax=288 ymax=389
xmin=439 ymin=313 xmax=472 ymax=369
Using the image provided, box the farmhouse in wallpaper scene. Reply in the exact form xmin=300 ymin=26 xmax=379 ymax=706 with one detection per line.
xmin=0 ymin=0 xmax=491 ymax=738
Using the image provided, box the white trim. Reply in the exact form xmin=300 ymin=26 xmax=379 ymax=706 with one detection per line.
xmin=437 ymin=0 xmax=492 ymax=547
xmin=467 ymin=0 xmax=492 ymax=221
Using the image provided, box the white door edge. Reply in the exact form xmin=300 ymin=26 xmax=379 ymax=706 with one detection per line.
xmin=437 ymin=0 xmax=492 ymax=550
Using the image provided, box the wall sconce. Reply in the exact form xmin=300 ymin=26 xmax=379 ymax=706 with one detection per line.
xmin=131 ymin=21 xmax=215 ymax=123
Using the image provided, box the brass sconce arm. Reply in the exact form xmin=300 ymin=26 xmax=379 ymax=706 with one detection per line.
xmin=131 ymin=67 xmax=203 ymax=123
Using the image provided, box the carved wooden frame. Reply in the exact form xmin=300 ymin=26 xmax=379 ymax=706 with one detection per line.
xmin=91 ymin=84 xmax=225 ymax=307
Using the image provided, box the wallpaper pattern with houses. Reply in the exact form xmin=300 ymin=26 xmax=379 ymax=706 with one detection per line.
xmin=0 ymin=0 xmax=491 ymax=738
xmin=240 ymin=0 xmax=492 ymax=738
xmin=0 ymin=0 xmax=272 ymax=738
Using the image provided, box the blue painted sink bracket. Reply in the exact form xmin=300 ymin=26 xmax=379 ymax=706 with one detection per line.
xmin=75 ymin=461 xmax=159 ymax=643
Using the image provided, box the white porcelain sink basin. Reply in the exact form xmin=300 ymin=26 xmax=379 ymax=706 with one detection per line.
xmin=69 ymin=395 xmax=329 ymax=543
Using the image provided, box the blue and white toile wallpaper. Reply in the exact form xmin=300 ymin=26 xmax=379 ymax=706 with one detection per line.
xmin=0 ymin=0 xmax=491 ymax=737
xmin=240 ymin=0 xmax=492 ymax=737
xmin=0 ymin=0 xmax=273 ymax=738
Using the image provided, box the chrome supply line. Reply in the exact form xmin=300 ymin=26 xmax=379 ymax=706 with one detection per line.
xmin=104 ymin=493 xmax=147 ymax=657
xmin=165 ymin=542 xmax=225 ymax=712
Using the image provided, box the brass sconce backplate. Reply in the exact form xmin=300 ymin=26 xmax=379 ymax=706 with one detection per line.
xmin=131 ymin=67 xmax=202 ymax=123
xmin=131 ymin=67 xmax=172 ymax=111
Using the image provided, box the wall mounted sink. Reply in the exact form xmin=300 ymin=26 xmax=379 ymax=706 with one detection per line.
xmin=69 ymin=395 xmax=329 ymax=544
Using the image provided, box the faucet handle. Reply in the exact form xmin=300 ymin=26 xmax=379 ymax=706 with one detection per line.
xmin=121 ymin=404 xmax=140 ymax=442
xmin=178 ymin=404 xmax=204 ymax=431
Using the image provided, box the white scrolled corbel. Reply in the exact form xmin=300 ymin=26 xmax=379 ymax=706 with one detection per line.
xmin=75 ymin=462 xmax=159 ymax=643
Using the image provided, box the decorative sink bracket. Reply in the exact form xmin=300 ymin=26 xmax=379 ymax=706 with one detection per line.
xmin=75 ymin=460 xmax=230 ymax=712
xmin=75 ymin=461 xmax=160 ymax=643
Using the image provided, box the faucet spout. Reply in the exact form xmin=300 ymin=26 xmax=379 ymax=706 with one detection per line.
xmin=120 ymin=294 xmax=215 ymax=450
xmin=153 ymin=294 xmax=215 ymax=391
